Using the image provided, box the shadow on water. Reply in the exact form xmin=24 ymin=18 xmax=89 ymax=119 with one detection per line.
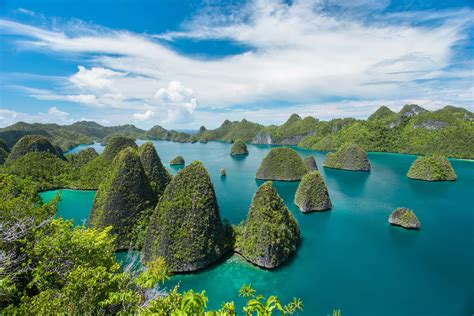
xmin=387 ymin=224 xmax=421 ymax=247
xmin=407 ymin=178 xmax=451 ymax=197
xmin=323 ymin=167 xmax=370 ymax=197
xmin=230 ymin=154 xmax=248 ymax=162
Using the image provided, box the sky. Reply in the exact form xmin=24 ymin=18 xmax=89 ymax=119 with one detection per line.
xmin=0 ymin=0 xmax=473 ymax=129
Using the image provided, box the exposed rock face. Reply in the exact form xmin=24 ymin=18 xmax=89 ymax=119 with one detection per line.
xmin=304 ymin=156 xmax=318 ymax=171
xmin=414 ymin=120 xmax=449 ymax=130
xmin=400 ymin=104 xmax=428 ymax=117
xmin=294 ymin=171 xmax=332 ymax=212
xmin=199 ymin=126 xmax=207 ymax=133
xmin=170 ymin=155 xmax=185 ymax=165
xmin=256 ymin=148 xmax=308 ymax=181
xmin=67 ymin=148 xmax=99 ymax=167
xmin=220 ymin=168 xmax=226 ymax=176
xmin=142 ymin=161 xmax=226 ymax=272
xmin=388 ymin=207 xmax=421 ymax=229
xmin=138 ymin=142 xmax=172 ymax=199
xmin=252 ymin=131 xmax=274 ymax=145
xmin=102 ymin=136 xmax=137 ymax=161
xmin=9 ymin=135 xmax=64 ymax=160
xmin=323 ymin=143 xmax=371 ymax=172
xmin=238 ymin=181 xmax=300 ymax=269
xmin=407 ymin=155 xmax=456 ymax=181
xmin=230 ymin=139 xmax=249 ymax=156
xmin=89 ymin=147 xmax=155 ymax=250
xmin=252 ymin=132 xmax=313 ymax=146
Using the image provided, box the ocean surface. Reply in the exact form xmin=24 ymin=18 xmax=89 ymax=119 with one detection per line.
xmin=42 ymin=140 xmax=474 ymax=315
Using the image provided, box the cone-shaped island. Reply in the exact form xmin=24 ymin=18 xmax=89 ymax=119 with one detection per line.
xmin=237 ymin=181 xmax=300 ymax=268
xmin=294 ymin=171 xmax=332 ymax=212
xmin=256 ymin=147 xmax=308 ymax=181
xmin=230 ymin=139 xmax=249 ymax=156
xmin=388 ymin=207 xmax=421 ymax=230
xmin=170 ymin=155 xmax=185 ymax=165
xmin=89 ymin=147 xmax=155 ymax=249
xmin=323 ymin=143 xmax=370 ymax=171
xmin=407 ymin=155 xmax=456 ymax=181
xmin=143 ymin=161 xmax=227 ymax=272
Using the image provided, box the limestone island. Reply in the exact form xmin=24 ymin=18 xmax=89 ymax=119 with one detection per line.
xmin=170 ymin=155 xmax=185 ymax=165
xmin=256 ymin=147 xmax=308 ymax=181
xmin=236 ymin=181 xmax=300 ymax=268
xmin=220 ymin=168 xmax=226 ymax=176
xmin=89 ymin=147 xmax=156 ymax=250
xmin=230 ymin=138 xmax=249 ymax=156
xmin=323 ymin=143 xmax=371 ymax=172
xmin=294 ymin=171 xmax=332 ymax=212
xmin=407 ymin=155 xmax=457 ymax=181
xmin=8 ymin=135 xmax=64 ymax=160
xmin=303 ymin=155 xmax=318 ymax=170
xmin=388 ymin=207 xmax=421 ymax=230
xmin=143 ymin=161 xmax=228 ymax=272
xmin=102 ymin=136 xmax=137 ymax=161
xmin=138 ymin=142 xmax=172 ymax=197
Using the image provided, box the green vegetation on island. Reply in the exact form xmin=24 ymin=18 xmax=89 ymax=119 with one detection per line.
xmin=256 ymin=147 xmax=308 ymax=181
xmin=66 ymin=147 xmax=99 ymax=168
xmin=407 ymin=155 xmax=457 ymax=181
xmin=253 ymin=114 xmax=319 ymax=145
xmin=89 ymin=147 xmax=155 ymax=250
xmin=388 ymin=207 xmax=421 ymax=229
xmin=0 ymin=138 xmax=10 ymax=164
xmin=170 ymin=155 xmax=185 ymax=165
xmin=1 ymin=174 xmax=305 ymax=314
xmin=102 ymin=136 xmax=137 ymax=161
xmin=1 ymin=104 xmax=472 ymax=158
xmin=8 ymin=135 xmax=64 ymax=161
xmin=230 ymin=138 xmax=249 ymax=156
xmin=143 ymin=161 xmax=227 ymax=272
xmin=299 ymin=105 xmax=474 ymax=159
xmin=324 ymin=143 xmax=371 ymax=171
xmin=294 ymin=171 xmax=332 ymax=212
xmin=236 ymin=181 xmax=300 ymax=268
xmin=2 ymin=152 xmax=74 ymax=191
xmin=138 ymin=142 xmax=172 ymax=197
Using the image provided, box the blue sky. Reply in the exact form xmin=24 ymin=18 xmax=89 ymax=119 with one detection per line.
xmin=0 ymin=0 xmax=472 ymax=129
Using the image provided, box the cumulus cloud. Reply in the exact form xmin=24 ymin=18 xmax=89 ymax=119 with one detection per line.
xmin=154 ymin=81 xmax=198 ymax=124
xmin=1 ymin=0 xmax=473 ymax=127
xmin=133 ymin=110 xmax=155 ymax=121
xmin=47 ymin=106 xmax=69 ymax=117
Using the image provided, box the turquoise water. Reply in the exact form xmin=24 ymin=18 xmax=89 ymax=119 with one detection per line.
xmin=42 ymin=141 xmax=474 ymax=315
xmin=40 ymin=189 xmax=96 ymax=226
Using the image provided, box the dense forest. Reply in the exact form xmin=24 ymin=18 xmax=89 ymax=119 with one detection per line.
xmin=0 ymin=104 xmax=472 ymax=159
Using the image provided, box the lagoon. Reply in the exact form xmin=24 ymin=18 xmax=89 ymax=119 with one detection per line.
xmin=41 ymin=140 xmax=474 ymax=315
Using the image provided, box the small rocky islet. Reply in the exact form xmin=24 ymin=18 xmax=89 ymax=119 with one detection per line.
xmin=407 ymin=155 xmax=457 ymax=181
xmin=294 ymin=171 xmax=332 ymax=213
xmin=170 ymin=155 xmax=185 ymax=165
xmin=256 ymin=147 xmax=308 ymax=181
xmin=323 ymin=143 xmax=371 ymax=172
xmin=388 ymin=208 xmax=421 ymax=230
xmin=230 ymin=138 xmax=249 ymax=156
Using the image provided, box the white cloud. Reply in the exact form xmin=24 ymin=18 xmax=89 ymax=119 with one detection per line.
xmin=1 ymin=0 xmax=473 ymax=128
xmin=133 ymin=110 xmax=155 ymax=121
xmin=17 ymin=8 xmax=35 ymax=16
xmin=47 ymin=106 xmax=69 ymax=117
